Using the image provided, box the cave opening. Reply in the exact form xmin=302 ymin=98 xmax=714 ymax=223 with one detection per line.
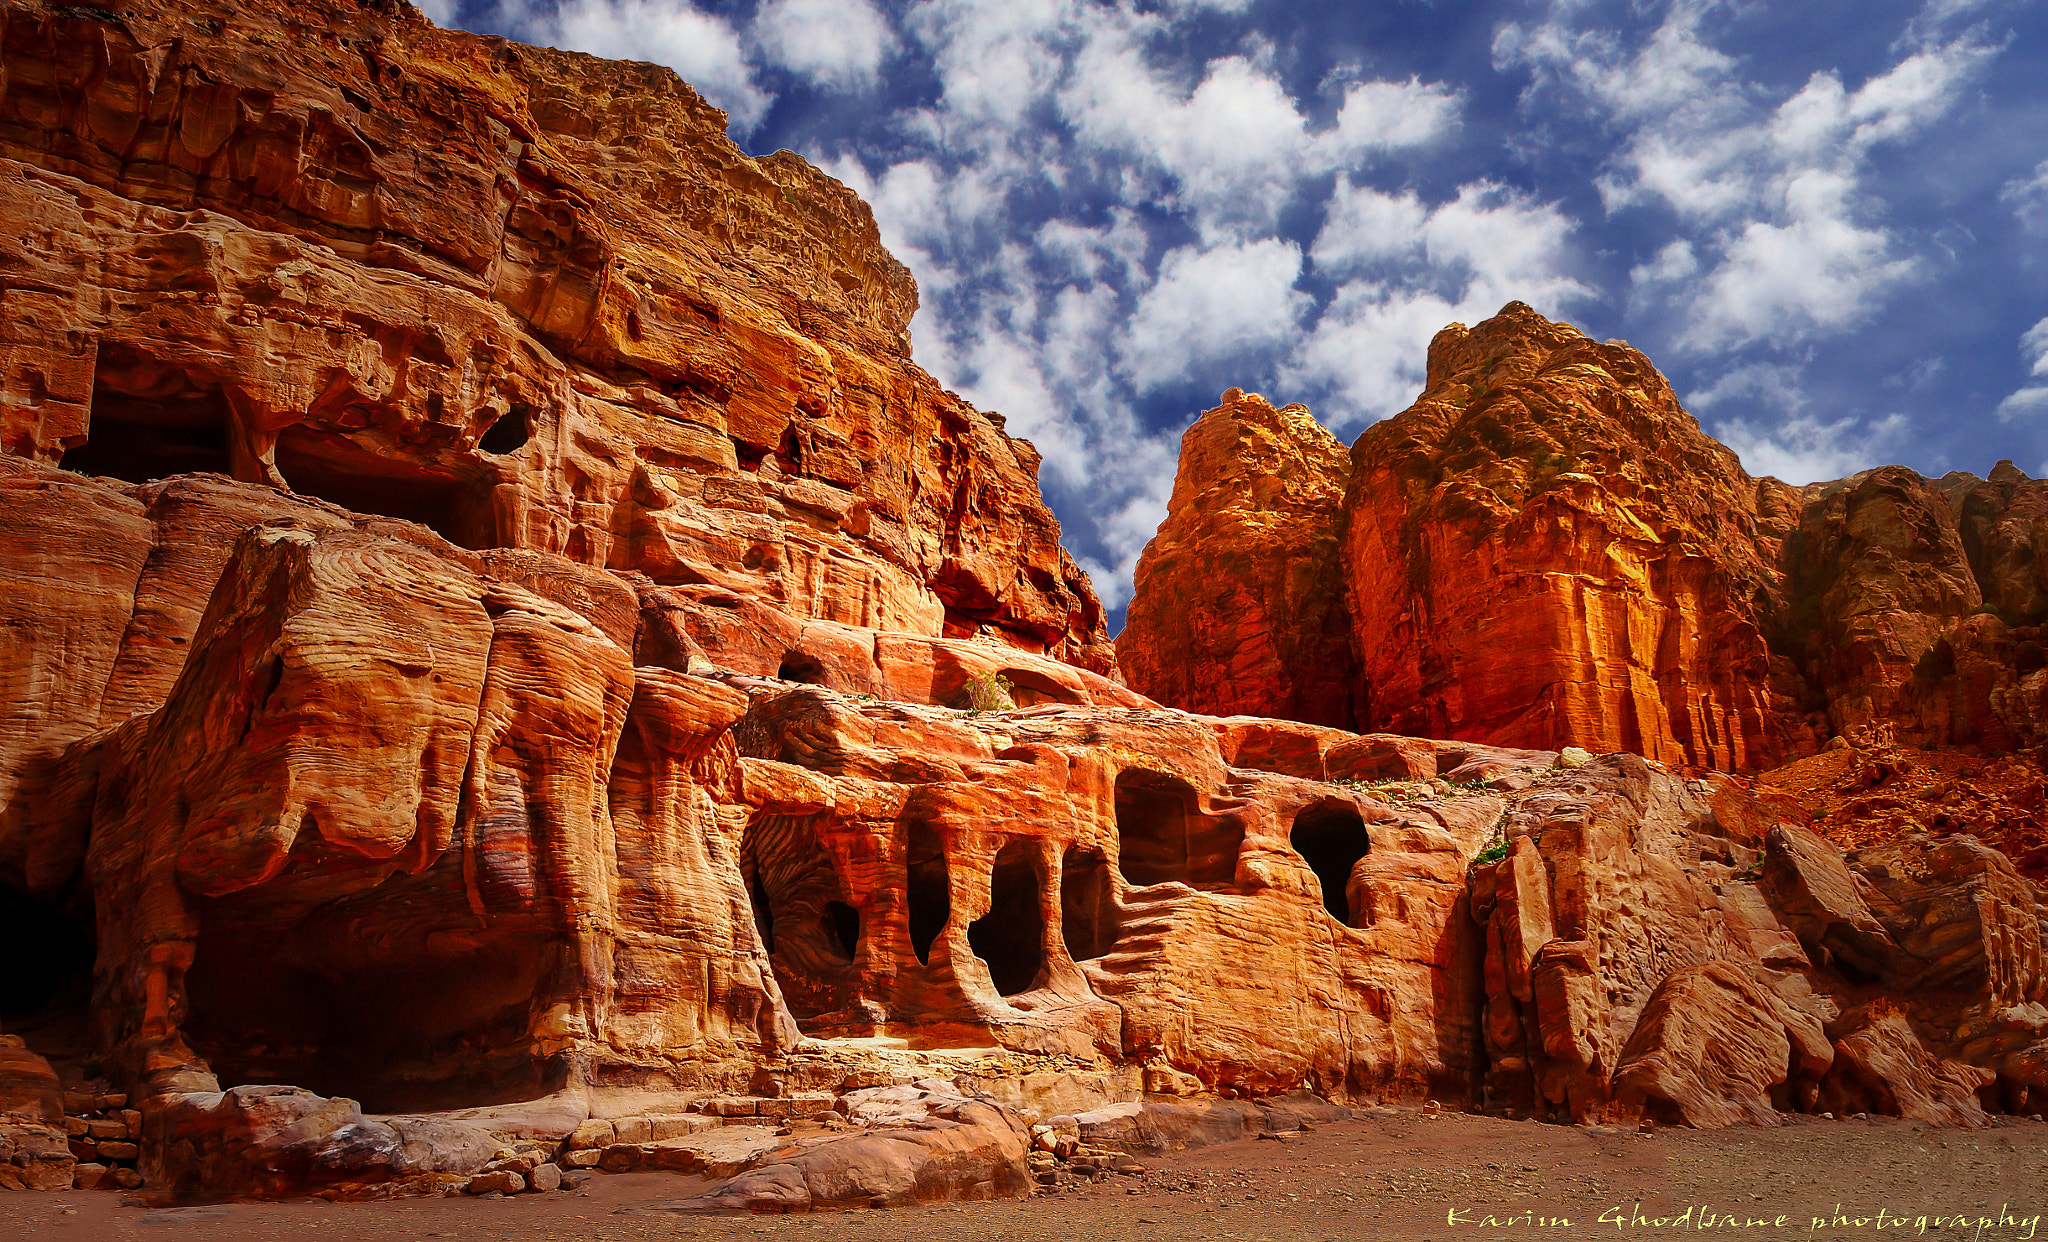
xmin=967 ymin=840 xmax=1045 ymax=996
xmin=275 ymin=424 xmax=485 ymax=548
xmin=778 ymin=652 xmax=826 ymax=685
xmin=906 ymin=819 xmax=950 ymax=967
xmin=180 ymin=840 xmax=569 ymax=1114
xmin=748 ymin=871 xmax=776 ymax=955
xmin=478 ymin=402 xmax=534 ymax=455
xmin=740 ymin=812 xmax=859 ymax=1023
xmin=1059 ymin=846 xmax=1118 ymax=962
xmin=824 ymin=900 xmax=860 ymax=962
xmin=60 ymin=357 xmax=233 ymax=483
xmin=0 ymin=886 xmax=94 ymax=1020
xmin=1114 ymin=769 xmax=1241 ymax=889
xmin=1290 ymin=801 xmax=1371 ymax=925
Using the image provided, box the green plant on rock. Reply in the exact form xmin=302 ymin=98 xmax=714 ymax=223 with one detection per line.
xmin=963 ymin=670 xmax=1015 ymax=713
xmin=1470 ymin=810 xmax=1512 ymax=868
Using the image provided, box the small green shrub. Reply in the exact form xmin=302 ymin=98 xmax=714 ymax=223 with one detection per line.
xmin=963 ymin=670 xmax=1015 ymax=712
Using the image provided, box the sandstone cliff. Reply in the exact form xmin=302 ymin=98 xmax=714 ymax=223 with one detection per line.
xmin=0 ymin=0 xmax=1110 ymax=674
xmin=1120 ymin=303 xmax=2048 ymax=773
xmin=0 ymin=0 xmax=2045 ymax=1210
xmin=1119 ymin=389 xmax=1356 ymax=726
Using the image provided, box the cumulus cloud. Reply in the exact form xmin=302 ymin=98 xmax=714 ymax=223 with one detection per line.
xmin=1287 ymin=180 xmax=1588 ymax=423
xmin=498 ymin=0 xmax=773 ymax=131
xmin=1500 ymin=0 xmax=1994 ymax=352
xmin=1714 ymin=412 xmax=1913 ymax=484
xmin=752 ymin=0 xmax=897 ymax=92
xmin=1693 ymin=362 xmax=1911 ymax=483
xmin=416 ymin=0 xmax=458 ymax=24
xmin=1996 ymin=317 xmax=2048 ymax=422
xmin=807 ymin=0 xmax=1497 ymax=609
xmin=1058 ymin=35 xmax=1461 ymax=238
xmin=2004 ymin=160 xmax=2048 ymax=231
xmin=1120 ymin=239 xmax=1310 ymax=391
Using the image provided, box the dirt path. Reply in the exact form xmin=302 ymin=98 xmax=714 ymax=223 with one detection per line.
xmin=5 ymin=1110 xmax=2044 ymax=1242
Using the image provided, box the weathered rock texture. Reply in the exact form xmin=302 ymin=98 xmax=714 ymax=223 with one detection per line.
xmin=0 ymin=0 xmax=1110 ymax=673
xmin=0 ymin=0 xmax=2045 ymax=1210
xmin=1119 ymin=389 xmax=1355 ymax=726
xmin=1119 ymin=304 xmax=2048 ymax=772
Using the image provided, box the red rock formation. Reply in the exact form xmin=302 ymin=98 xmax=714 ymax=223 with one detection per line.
xmin=1118 ymin=389 xmax=1355 ymax=726
xmin=1122 ymin=303 xmax=2048 ymax=771
xmin=0 ymin=0 xmax=1109 ymax=673
xmin=0 ymin=0 xmax=2045 ymax=1211
xmin=0 ymin=1036 xmax=73 ymax=1191
xmin=1339 ymin=306 xmax=1795 ymax=770
xmin=1470 ymin=755 xmax=2048 ymax=1127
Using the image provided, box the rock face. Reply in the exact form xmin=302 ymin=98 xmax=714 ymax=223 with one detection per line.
xmin=1 ymin=0 xmax=2045 ymax=1210
xmin=1119 ymin=389 xmax=1355 ymax=726
xmin=0 ymin=0 xmax=1110 ymax=673
xmin=1472 ymin=757 xmax=2048 ymax=1127
xmin=1119 ymin=304 xmax=2048 ymax=771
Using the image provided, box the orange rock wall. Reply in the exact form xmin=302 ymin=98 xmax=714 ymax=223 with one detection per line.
xmin=0 ymin=0 xmax=1110 ymax=671
xmin=1119 ymin=389 xmax=1355 ymax=726
xmin=1120 ymin=304 xmax=2048 ymax=771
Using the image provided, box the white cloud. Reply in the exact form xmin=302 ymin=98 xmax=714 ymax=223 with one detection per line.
xmin=1714 ymin=412 xmax=1912 ymax=484
xmin=1289 ymin=180 xmax=1588 ymax=424
xmin=1119 ymin=239 xmax=1309 ymax=392
xmin=1500 ymin=0 xmax=1995 ymax=353
xmin=1996 ymin=316 xmax=2048 ymax=421
xmin=752 ymin=0 xmax=896 ymax=92
xmin=2004 ymin=161 xmax=2048 ymax=230
xmin=1310 ymin=181 xmax=1430 ymax=272
xmin=2017 ymin=316 xmax=2048 ymax=377
xmin=416 ymin=0 xmax=457 ymax=23
xmin=1687 ymin=362 xmax=1812 ymax=415
xmin=1676 ymin=169 xmax=1919 ymax=351
xmin=1321 ymin=78 xmax=1463 ymax=154
xmin=1057 ymin=22 xmax=1461 ymax=238
xmin=501 ymin=0 xmax=773 ymax=131
xmin=1630 ymin=238 xmax=1698 ymax=287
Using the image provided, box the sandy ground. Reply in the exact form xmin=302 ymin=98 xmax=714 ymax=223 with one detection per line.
xmin=5 ymin=1108 xmax=2045 ymax=1242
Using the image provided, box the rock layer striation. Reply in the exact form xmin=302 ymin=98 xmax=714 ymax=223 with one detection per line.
xmin=0 ymin=0 xmax=2044 ymax=1210
xmin=1120 ymin=304 xmax=2048 ymax=772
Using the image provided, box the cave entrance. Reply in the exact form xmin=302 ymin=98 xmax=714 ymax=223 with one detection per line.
xmin=0 ymin=886 xmax=94 ymax=1020
xmin=739 ymin=812 xmax=859 ymax=1024
xmin=906 ymin=818 xmax=950 ymax=967
xmin=1290 ymin=801 xmax=1371 ymax=925
xmin=1114 ymin=769 xmax=1241 ymax=889
xmin=180 ymin=842 xmax=568 ymax=1114
xmin=967 ymin=840 xmax=1045 ymax=996
xmin=778 ymin=652 xmax=826 ymax=685
xmin=1059 ymin=846 xmax=1118 ymax=962
xmin=60 ymin=352 xmax=233 ymax=482
xmin=478 ymin=403 xmax=534 ymax=455
xmin=275 ymin=424 xmax=486 ymax=548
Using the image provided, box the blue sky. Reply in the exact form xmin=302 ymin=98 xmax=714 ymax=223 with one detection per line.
xmin=427 ymin=0 xmax=2048 ymax=630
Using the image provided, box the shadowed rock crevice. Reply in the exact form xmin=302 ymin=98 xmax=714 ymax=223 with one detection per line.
xmin=274 ymin=424 xmax=486 ymax=549
xmin=182 ymin=870 xmax=567 ymax=1114
xmin=741 ymin=812 xmax=859 ymax=1023
xmin=477 ymin=403 xmax=534 ymax=456
xmin=59 ymin=356 xmax=234 ymax=484
xmin=1058 ymin=847 xmax=1119 ymax=962
xmin=1114 ymin=769 xmax=1242 ymax=889
xmin=0 ymin=887 xmax=91 ymax=1019
xmin=1289 ymin=801 xmax=1370 ymax=925
xmin=906 ymin=819 xmax=950 ymax=968
xmin=967 ymin=841 xmax=1046 ymax=996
